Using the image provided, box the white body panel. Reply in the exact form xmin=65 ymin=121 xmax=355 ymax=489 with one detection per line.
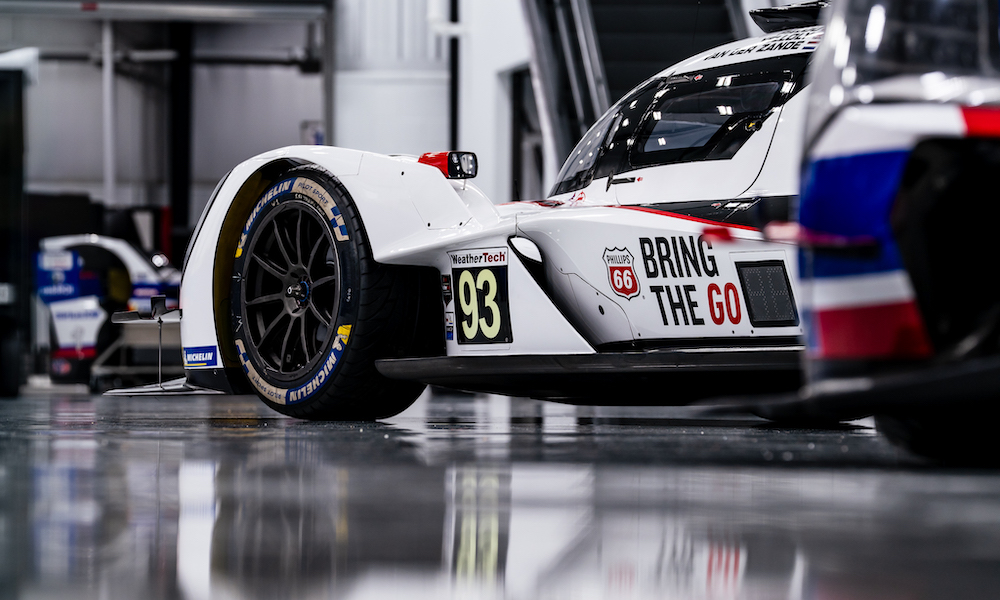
xmin=517 ymin=209 xmax=801 ymax=345
xmin=50 ymin=296 xmax=106 ymax=351
xmin=745 ymin=90 xmax=808 ymax=198
xmin=810 ymin=103 xmax=965 ymax=159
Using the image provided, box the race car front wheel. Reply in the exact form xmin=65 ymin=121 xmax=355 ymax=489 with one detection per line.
xmin=229 ymin=168 xmax=426 ymax=419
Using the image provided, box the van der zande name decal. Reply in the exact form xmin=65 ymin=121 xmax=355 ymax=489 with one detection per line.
xmin=702 ymin=27 xmax=823 ymax=60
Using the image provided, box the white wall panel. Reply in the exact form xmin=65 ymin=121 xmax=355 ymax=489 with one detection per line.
xmin=337 ymin=0 xmax=445 ymax=71
xmin=10 ymin=0 xmax=532 ymax=217
xmin=25 ymin=53 xmax=166 ymax=208
xmin=335 ymin=70 xmax=448 ymax=156
xmin=331 ymin=0 xmax=449 ymax=157
xmin=191 ymin=65 xmax=322 ymax=181
xmin=458 ymin=0 xmax=531 ymax=204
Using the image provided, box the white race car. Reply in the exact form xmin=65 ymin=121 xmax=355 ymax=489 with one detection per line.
xmin=177 ymin=15 xmax=824 ymax=419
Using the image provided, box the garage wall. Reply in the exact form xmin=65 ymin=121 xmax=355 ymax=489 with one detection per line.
xmin=9 ymin=19 xmax=169 ymax=209
xmin=189 ymin=21 xmax=325 ymax=219
xmin=27 ymin=59 xmax=168 ymax=208
xmin=332 ymin=0 xmax=449 ymax=156
xmin=192 ymin=0 xmax=453 ymax=216
xmin=8 ymin=3 xmax=453 ymax=228
xmin=458 ymin=0 xmax=533 ymax=204
xmin=4 ymin=17 xmax=327 ymax=221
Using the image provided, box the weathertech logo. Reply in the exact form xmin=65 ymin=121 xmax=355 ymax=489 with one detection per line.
xmin=603 ymin=247 xmax=640 ymax=299
xmin=449 ymin=248 xmax=508 ymax=267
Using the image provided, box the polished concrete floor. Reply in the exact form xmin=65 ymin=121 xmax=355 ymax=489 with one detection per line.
xmin=1 ymin=387 xmax=999 ymax=599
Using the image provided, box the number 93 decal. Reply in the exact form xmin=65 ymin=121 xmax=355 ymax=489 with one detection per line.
xmin=449 ymin=247 xmax=513 ymax=344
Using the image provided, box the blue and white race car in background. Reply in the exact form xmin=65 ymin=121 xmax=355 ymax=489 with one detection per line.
xmin=744 ymin=0 xmax=1000 ymax=461
xmin=39 ymin=234 xmax=180 ymax=386
xmin=173 ymin=14 xmax=826 ymax=420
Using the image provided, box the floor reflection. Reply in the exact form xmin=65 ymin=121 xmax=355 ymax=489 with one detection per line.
xmin=0 ymin=390 xmax=998 ymax=599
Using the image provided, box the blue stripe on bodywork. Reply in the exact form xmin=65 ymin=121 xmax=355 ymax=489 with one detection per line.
xmin=798 ymin=150 xmax=910 ymax=279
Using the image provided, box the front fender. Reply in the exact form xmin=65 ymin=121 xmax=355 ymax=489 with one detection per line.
xmin=180 ymin=145 xmax=499 ymax=379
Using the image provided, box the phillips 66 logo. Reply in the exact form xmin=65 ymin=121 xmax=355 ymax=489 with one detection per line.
xmin=603 ymin=247 xmax=639 ymax=299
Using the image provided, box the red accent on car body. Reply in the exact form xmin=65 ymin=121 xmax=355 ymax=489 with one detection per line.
xmin=961 ymin=107 xmax=1000 ymax=137
xmin=417 ymin=152 xmax=450 ymax=177
xmin=52 ymin=347 xmax=97 ymax=360
xmin=763 ymin=221 xmax=877 ymax=249
xmin=701 ymin=226 xmax=734 ymax=242
xmin=813 ymin=301 xmax=933 ymax=359
xmin=621 ymin=206 xmax=760 ymax=231
xmin=160 ymin=204 xmax=173 ymax=263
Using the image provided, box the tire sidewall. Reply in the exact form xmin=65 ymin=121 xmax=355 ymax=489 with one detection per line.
xmin=230 ymin=172 xmax=360 ymax=410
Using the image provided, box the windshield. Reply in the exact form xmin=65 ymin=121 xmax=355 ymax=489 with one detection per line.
xmin=550 ymin=109 xmax=617 ymax=196
xmin=633 ymin=55 xmax=808 ymax=168
xmin=638 ymin=82 xmax=781 ymax=154
xmin=550 ymin=54 xmax=809 ymax=197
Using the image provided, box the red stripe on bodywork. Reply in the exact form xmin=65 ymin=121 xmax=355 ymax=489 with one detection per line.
xmin=52 ymin=347 xmax=97 ymax=360
xmin=417 ymin=152 xmax=450 ymax=177
xmin=962 ymin=107 xmax=1000 ymax=137
xmin=814 ymin=301 xmax=932 ymax=359
xmin=621 ymin=206 xmax=760 ymax=231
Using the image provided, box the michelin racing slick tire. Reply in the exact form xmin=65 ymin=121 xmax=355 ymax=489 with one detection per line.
xmin=230 ymin=168 xmax=426 ymax=420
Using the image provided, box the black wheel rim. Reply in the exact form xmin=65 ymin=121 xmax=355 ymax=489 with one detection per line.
xmin=241 ymin=198 xmax=340 ymax=380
